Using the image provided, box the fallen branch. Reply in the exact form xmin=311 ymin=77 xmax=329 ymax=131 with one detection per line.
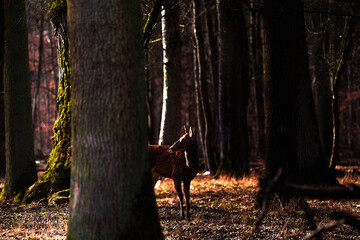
xmin=278 ymin=183 xmax=360 ymax=200
xmin=303 ymin=219 xmax=345 ymax=240
xmin=304 ymin=212 xmax=360 ymax=240
xmin=255 ymin=168 xmax=360 ymax=238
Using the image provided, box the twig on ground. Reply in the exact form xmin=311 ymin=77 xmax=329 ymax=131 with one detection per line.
xmin=254 ymin=168 xmax=283 ymax=228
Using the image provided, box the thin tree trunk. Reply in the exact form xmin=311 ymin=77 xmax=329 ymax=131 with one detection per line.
xmin=328 ymin=6 xmax=358 ymax=168
xmin=206 ymin=0 xmax=220 ymax=165
xmin=33 ymin=13 xmax=44 ymax=154
xmin=0 ymin=0 xmax=5 ymax=178
xmin=312 ymin=24 xmax=333 ymax=162
xmin=194 ymin=0 xmax=216 ymax=174
xmin=49 ymin=20 xmax=58 ymax=119
xmin=250 ymin=2 xmax=265 ymax=159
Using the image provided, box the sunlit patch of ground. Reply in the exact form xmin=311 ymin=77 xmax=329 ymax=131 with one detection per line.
xmin=0 ymin=163 xmax=359 ymax=239
xmin=155 ymin=169 xmax=360 ymax=240
xmin=0 ymin=202 xmax=68 ymax=240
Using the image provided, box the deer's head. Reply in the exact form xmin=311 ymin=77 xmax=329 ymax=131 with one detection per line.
xmin=169 ymin=126 xmax=195 ymax=152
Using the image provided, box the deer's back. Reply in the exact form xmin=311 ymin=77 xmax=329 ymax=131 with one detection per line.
xmin=148 ymin=145 xmax=197 ymax=181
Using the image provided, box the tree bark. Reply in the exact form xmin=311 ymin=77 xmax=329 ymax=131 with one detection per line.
xmin=193 ymin=0 xmax=217 ymax=174
xmin=158 ymin=0 xmax=182 ymax=146
xmin=307 ymin=0 xmax=333 ymax=162
xmin=0 ymin=0 xmax=5 ymax=178
xmin=1 ymin=0 xmax=37 ymax=202
xmin=262 ymin=0 xmax=335 ymax=184
xmin=33 ymin=12 xmax=44 ymax=154
xmin=67 ymin=0 xmax=164 ymax=239
xmin=250 ymin=1 xmax=265 ymax=159
xmin=328 ymin=3 xmax=359 ymax=169
xmin=143 ymin=0 xmax=165 ymax=50
xmin=217 ymin=0 xmax=250 ymax=176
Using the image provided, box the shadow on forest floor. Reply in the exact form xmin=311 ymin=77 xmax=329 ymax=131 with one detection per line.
xmin=0 ymin=159 xmax=359 ymax=239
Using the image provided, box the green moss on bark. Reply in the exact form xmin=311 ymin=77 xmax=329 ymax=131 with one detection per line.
xmin=22 ymin=10 xmax=71 ymax=203
xmin=50 ymin=0 xmax=66 ymax=14
xmin=0 ymin=187 xmax=26 ymax=203
xmin=48 ymin=189 xmax=70 ymax=206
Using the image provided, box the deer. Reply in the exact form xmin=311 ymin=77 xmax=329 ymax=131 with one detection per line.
xmin=149 ymin=127 xmax=199 ymax=220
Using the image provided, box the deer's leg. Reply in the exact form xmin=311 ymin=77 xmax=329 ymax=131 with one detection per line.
xmin=173 ymin=178 xmax=184 ymax=219
xmin=183 ymin=180 xmax=191 ymax=220
xmin=151 ymin=169 xmax=160 ymax=187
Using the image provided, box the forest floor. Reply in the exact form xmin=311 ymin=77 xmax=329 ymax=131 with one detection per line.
xmin=0 ymin=159 xmax=359 ymax=239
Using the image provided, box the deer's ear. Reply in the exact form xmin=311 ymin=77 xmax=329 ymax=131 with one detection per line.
xmin=184 ymin=125 xmax=187 ymax=134
xmin=189 ymin=127 xmax=193 ymax=137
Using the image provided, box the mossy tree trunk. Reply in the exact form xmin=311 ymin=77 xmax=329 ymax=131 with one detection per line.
xmin=67 ymin=0 xmax=164 ymax=238
xmin=22 ymin=0 xmax=71 ymax=204
xmin=1 ymin=0 xmax=37 ymax=202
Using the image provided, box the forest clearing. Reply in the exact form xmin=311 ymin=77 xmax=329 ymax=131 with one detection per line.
xmin=1 ymin=160 xmax=359 ymax=240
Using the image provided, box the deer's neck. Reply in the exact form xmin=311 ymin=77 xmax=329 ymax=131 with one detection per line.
xmin=184 ymin=142 xmax=198 ymax=167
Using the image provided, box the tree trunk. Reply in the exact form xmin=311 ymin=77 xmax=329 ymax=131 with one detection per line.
xmin=1 ymin=0 xmax=37 ymax=202
xmin=250 ymin=2 xmax=265 ymax=159
xmin=306 ymin=0 xmax=333 ymax=163
xmin=143 ymin=0 xmax=165 ymax=51
xmin=33 ymin=12 xmax=44 ymax=155
xmin=158 ymin=0 xmax=182 ymax=145
xmin=312 ymin=35 xmax=333 ymax=161
xmin=262 ymin=0 xmax=335 ymax=184
xmin=0 ymin=0 xmax=5 ymax=178
xmin=217 ymin=0 xmax=250 ymax=176
xmin=328 ymin=4 xmax=359 ymax=169
xmin=67 ymin=0 xmax=164 ymax=238
xmin=206 ymin=0 xmax=220 ymax=166
xmin=194 ymin=0 xmax=217 ymax=174
xmin=23 ymin=0 xmax=72 ymax=204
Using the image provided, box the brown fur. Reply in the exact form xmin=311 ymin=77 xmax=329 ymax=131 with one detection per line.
xmin=149 ymin=128 xmax=198 ymax=220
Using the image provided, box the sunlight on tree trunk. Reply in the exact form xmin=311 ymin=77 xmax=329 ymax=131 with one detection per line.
xmin=158 ymin=0 xmax=182 ymax=146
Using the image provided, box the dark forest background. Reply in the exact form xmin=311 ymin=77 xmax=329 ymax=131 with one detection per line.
xmin=23 ymin=0 xmax=360 ymax=163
